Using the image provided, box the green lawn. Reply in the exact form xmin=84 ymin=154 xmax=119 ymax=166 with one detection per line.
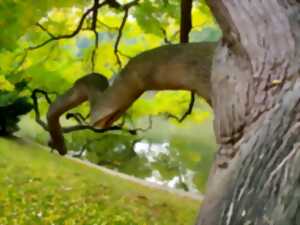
xmin=0 ymin=137 xmax=200 ymax=225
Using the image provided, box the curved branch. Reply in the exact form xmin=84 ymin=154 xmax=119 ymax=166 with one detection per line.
xmin=66 ymin=112 xmax=88 ymax=125
xmin=31 ymin=87 xmax=151 ymax=155
xmin=31 ymin=89 xmax=53 ymax=131
xmin=166 ymin=91 xmax=195 ymax=122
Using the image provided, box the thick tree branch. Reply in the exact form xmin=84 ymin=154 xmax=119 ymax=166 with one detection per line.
xmin=31 ymin=88 xmax=149 ymax=137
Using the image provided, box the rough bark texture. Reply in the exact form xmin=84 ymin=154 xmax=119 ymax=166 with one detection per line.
xmin=197 ymin=1 xmax=300 ymax=225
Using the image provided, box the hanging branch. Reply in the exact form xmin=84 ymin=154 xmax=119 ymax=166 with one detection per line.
xmin=28 ymin=1 xmax=107 ymax=50
xmin=113 ymin=0 xmax=139 ymax=67
xmin=114 ymin=9 xmax=128 ymax=67
xmin=31 ymin=89 xmax=53 ymax=131
xmin=165 ymin=92 xmax=195 ymax=122
xmin=180 ymin=0 xmax=195 ymax=121
xmin=165 ymin=0 xmax=195 ymax=123
xmin=91 ymin=0 xmax=100 ymax=71
xmin=90 ymin=22 xmax=99 ymax=72
xmin=160 ymin=27 xmax=172 ymax=44
xmin=134 ymin=115 xmax=153 ymax=133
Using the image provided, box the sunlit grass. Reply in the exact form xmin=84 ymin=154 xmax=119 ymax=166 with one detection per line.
xmin=0 ymin=137 xmax=200 ymax=225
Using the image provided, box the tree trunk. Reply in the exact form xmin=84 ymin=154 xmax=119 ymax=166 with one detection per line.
xmin=197 ymin=1 xmax=300 ymax=225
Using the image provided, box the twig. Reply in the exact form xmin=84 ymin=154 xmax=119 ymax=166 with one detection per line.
xmin=91 ymin=0 xmax=100 ymax=71
xmin=118 ymin=50 xmax=132 ymax=59
xmin=36 ymin=22 xmax=55 ymax=38
xmin=160 ymin=27 xmax=172 ymax=44
xmin=91 ymin=29 xmax=99 ymax=71
xmin=166 ymin=91 xmax=195 ymax=122
xmin=28 ymin=1 xmax=107 ymax=50
xmin=114 ymin=8 xmax=129 ymax=67
xmin=31 ymin=89 xmax=53 ymax=131
xmin=135 ymin=115 xmax=153 ymax=132
xmin=66 ymin=112 xmax=88 ymax=125
xmin=10 ymin=50 xmax=28 ymax=74
xmin=113 ymin=0 xmax=139 ymax=67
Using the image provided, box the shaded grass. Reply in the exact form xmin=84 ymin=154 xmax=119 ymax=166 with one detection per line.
xmin=0 ymin=137 xmax=200 ymax=225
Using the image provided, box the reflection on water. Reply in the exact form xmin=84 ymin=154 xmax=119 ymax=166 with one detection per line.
xmin=134 ymin=140 xmax=199 ymax=193
xmin=134 ymin=141 xmax=170 ymax=162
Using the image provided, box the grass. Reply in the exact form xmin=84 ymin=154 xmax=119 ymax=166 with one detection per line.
xmin=0 ymin=137 xmax=200 ymax=225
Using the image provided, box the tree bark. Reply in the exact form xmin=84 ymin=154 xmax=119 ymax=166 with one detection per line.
xmin=197 ymin=1 xmax=300 ymax=225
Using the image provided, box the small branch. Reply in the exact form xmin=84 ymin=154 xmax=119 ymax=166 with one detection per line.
xmin=91 ymin=31 xmax=99 ymax=71
xmin=134 ymin=115 xmax=153 ymax=132
xmin=66 ymin=112 xmax=88 ymax=125
xmin=166 ymin=91 xmax=195 ymax=122
xmin=10 ymin=50 xmax=28 ymax=74
xmin=28 ymin=1 xmax=107 ymax=50
xmin=160 ymin=27 xmax=172 ymax=44
xmin=118 ymin=50 xmax=132 ymax=59
xmin=113 ymin=0 xmax=139 ymax=68
xmin=31 ymin=89 xmax=53 ymax=131
xmin=114 ymin=8 xmax=129 ymax=67
xmin=62 ymin=124 xmax=125 ymax=133
xmin=36 ymin=22 xmax=55 ymax=38
xmin=91 ymin=0 xmax=100 ymax=71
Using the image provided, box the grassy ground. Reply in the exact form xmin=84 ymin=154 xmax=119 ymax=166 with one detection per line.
xmin=0 ymin=137 xmax=200 ymax=225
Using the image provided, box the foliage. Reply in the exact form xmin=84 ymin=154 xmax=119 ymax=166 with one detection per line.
xmin=0 ymin=79 xmax=32 ymax=136
xmin=0 ymin=138 xmax=200 ymax=225
xmin=0 ymin=0 xmax=220 ymax=126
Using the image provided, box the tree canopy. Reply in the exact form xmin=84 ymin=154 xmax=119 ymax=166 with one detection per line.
xmin=0 ymin=0 xmax=220 ymax=192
